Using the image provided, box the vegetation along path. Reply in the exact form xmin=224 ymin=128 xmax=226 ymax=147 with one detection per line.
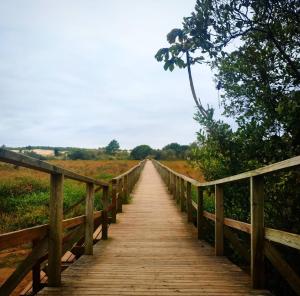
xmin=38 ymin=160 xmax=270 ymax=295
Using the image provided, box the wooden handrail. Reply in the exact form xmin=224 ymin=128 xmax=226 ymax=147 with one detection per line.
xmin=110 ymin=160 xmax=146 ymax=220
xmin=153 ymin=156 xmax=300 ymax=186
xmin=0 ymin=148 xmax=109 ymax=187
xmin=152 ymin=158 xmax=300 ymax=294
xmin=0 ymin=149 xmax=146 ymax=295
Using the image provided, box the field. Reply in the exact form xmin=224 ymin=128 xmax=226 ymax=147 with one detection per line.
xmin=0 ymin=159 xmax=202 ymax=294
xmin=0 ymin=160 xmax=138 ymax=234
xmin=161 ymin=160 xmax=205 ymax=182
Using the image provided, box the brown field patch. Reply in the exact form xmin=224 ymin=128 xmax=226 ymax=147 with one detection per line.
xmin=161 ymin=160 xmax=205 ymax=182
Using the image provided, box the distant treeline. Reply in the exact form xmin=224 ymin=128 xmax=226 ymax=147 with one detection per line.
xmin=3 ymin=141 xmax=194 ymax=161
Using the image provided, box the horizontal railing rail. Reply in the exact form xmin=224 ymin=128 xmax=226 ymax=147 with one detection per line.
xmin=152 ymin=158 xmax=300 ymax=295
xmin=0 ymin=149 xmax=109 ymax=186
xmin=110 ymin=160 xmax=146 ymax=220
xmin=0 ymin=149 xmax=145 ymax=296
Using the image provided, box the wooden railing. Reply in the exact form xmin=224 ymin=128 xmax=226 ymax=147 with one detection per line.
xmin=152 ymin=157 xmax=300 ymax=295
xmin=0 ymin=149 xmax=145 ymax=296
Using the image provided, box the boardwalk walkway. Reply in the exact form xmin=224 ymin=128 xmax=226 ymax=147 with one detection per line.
xmin=38 ymin=160 xmax=270 ymax=295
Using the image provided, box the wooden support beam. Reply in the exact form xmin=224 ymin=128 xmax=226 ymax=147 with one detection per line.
xmin=111 ymin=179 xmax=117 ymax=223
xmin=32 ymin=240 xmax=41 ymax=294
xmin=186 ymin=182 xmax=192 ymax=223
xmin=48 ymin=173 xmax=64 ymax=287
xmin=102 ymin=186 xmax=109 ymax=240
xmin=180 ymin=178 xmax=185 ymax=212
xmin=124 ymin=174 xmax=128 ymax=203
xmin=84 ymin=183 xmax=94 ymax=255
xmin=265 ymin=241 xmax=300 ymax=295
xmin=250 ymin=176 xmax=264 ymax=289
xmin=197 ymin=186 xmax=204 ymax=240
xmin=215 ymin=184 xmax=224 ymax=256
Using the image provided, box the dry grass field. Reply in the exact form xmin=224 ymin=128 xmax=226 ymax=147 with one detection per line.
xmin=0 ymin=159 xmax=138 ymax=234
xmin=161 ymin=160 xmax=205 ymax=182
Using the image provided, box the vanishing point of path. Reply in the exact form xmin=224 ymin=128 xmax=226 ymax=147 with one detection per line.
xmin=38 ymin=160 xmax=270 ymax=295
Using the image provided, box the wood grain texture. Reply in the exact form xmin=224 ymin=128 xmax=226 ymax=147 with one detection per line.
xmin=250 ymin=176 xmax=265 ymax=289
xmin=48 ymin=173 xmax=64 ymax=287
xmin=38 ymin=161 xmax=270 ymax=296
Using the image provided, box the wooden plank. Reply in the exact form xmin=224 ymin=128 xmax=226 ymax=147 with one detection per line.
xmin=265 ymin=228 xmax=300 ymax=250
xmin=117 ymin=178 xmax=123 ymax=213
xmin=203 ymin=210 xmax=215 ymax=221
xmin=32 ymin=239 xmax=42 ymax=294
xmin=265 ymin=241 xmax=300 ymax=295
xmin=197 ymin=187 xmax=204 ymax=240
xmin=102 ymin=186 xmax=109 ymax=240
xmin=0 ymin=237 xmax=48 ymax=296
xmin=153 ymin=156 xmax=300 ymax=186
xmin=85 ymin=183 xmax=94 ymax=255
xmin=250 ymin=176 xmax=264 ymax=288
xmin=215 ymin=184 xmax=224 ymax=256
xmin=186 ymin=182 xmax=192 ymax=223
xmin=224 ymin=218 xmax=251 ymax=234
xmin=37 ymin=160 xmax=271 ymax=296
xmin=124 ymin=174 xmax=129 ymax=203
xmin=191 ymin=200 xmax=198 ymax=210
xmin=0 ymin=224 xmax=48 ymax=250
xmin=0 ymin=214 xmax=100 ymax=250
xmin=63 ymin=215 xmax=85 ymax=229
xmin=111 ymin=179 xmax=117 ymax=223
xmin=48 ymin=173 xmax=64 ymax=287
xmin=180 ymin=178 xmax=185 ymax=212
xmin=0 ymin=148 xmax=108 ymax=186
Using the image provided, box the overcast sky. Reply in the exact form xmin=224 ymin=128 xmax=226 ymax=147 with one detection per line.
xmin=0 ymin=0 xmax=220 ymax=149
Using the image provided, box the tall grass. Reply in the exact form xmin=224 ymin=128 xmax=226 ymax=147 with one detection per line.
xmin=0 ymin=160 xmax=138 ymax=233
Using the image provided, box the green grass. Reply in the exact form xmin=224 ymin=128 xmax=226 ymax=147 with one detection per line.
xmin=0 ymin=177 xmax=105 ymax=233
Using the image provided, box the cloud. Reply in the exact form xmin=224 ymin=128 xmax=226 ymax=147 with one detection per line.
xmin=0 ymin=0 xmax=219 ymax=149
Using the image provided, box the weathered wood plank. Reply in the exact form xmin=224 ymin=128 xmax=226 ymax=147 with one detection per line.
xmin=84 ymin=183 xmax=94 ymax=255
xmin=250 ymin=176 xmax=265 ymax=289
xmin=37 ymin=161 xmax=270 ymax=296
xmin=215 ymin=184 xmax=224 ymax=256
xmin=48 ymin=173 xmax=64 ymax=286
xmin=0 ymin=148 xmax=108 ymax=186
xmin=264 ymin=241 xmax=300 ymax=295
xmin=265 ymin=227 xmax=300 ymax=250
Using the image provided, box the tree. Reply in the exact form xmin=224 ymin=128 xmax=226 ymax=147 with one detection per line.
xmin=105 ymin=140 xmax=120 ymax=155
xmin=155 ymin=0 xmax=300 ymax=172
xmin=162 ymin=143 xmax=190 ymax=159
xmin=155 ymin=3 xmax=300 ymax=294
xmin=130 ymin=145 xmax=153 ymax=160
xmin=54 ymin=148 xmax=60 ymax=157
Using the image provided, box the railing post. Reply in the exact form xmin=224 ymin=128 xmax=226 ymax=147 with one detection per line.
xmin=215 ymin=184 xmax=224 ymax=256
xmin=124 ymin=174 xmax=128 ymax=203
xmin=85 ymin=182 xmax=94 ymax=255
xmin=111 ymin=179 xmax=117 ymax=223
xmin=102 ymin=185 xmax=109 ymax=240
xmin=250 ymin=176 xmax=264 ymax=288
xmin=170 ymin=173 xmax=173 ymax=195
xmin=180 ymin=178 xmax=185 ymax=211
xmin=197 ymin=186 xmax=204 ymax=240
xmin=186 ymin=181 xmax=192 ymax=222
xmin=167 ymin=171 xmax=171 ymax=191
xmin=117 ymin=179 xmax=123 ymax=213
xmin=48 ymin=173 xmax=64 ymax=287
xmin=174 ymin=175 xmax=178 ymax=200
xmin=32 ymin=240 xmax=41 ymax=293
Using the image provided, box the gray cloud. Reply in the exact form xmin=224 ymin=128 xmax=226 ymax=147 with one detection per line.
xmin=0 ymin=0 xmax=219 ymax=149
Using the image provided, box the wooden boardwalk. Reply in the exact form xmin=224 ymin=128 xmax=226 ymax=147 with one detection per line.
xmin=38 ymin=160 xmax=270 ymax=296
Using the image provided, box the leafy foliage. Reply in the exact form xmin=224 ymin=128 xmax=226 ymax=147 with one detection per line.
xmin=156 ymin=1 xmax=300 ymax=295
xmin=105 ymin=139 xmax=120 ymax=155
xmin=130 ymin=145 xmax=153 ymax=160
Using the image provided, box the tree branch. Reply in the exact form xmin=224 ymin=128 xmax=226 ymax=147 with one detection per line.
xmin=186 ymin=51 xmax=209 ymax=118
